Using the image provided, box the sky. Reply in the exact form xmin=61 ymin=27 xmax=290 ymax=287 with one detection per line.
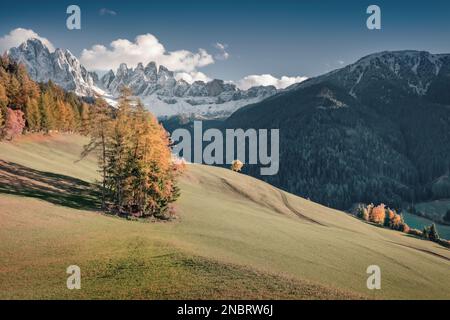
xmin=1 ymin=0 xmax=450 ymax=88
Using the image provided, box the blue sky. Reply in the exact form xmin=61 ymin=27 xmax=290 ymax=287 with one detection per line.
xmin=1 ymin=0 xmax=450 ymax=86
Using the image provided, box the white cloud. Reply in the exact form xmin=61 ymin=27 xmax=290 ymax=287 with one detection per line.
xmin=213 ymin=42 xmax=229 ymax=60
xmin=236 ymin=74 xmax=308 ymax=90
xmin=99 ymin=8 xmax=117 ymax=16
xmin=80 ymin=33 xmax=214 ymax=73
xmin=175 ymin=71 xmax=211 ymax=83
xmin=0 ymin=28 xmax=55 ymax=53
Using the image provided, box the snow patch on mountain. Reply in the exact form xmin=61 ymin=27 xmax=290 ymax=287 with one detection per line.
xmin=8 ymin=38 xmax=101 ymax=96
xmin=98 ymin=62 xmax=277 ymax=118
xmin=9 ymin=38 xmax=277 ymax=118
xmin=294 ymin=50 xmax=450 ymax=98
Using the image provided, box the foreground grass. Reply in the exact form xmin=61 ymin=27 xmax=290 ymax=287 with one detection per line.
xmin=0 ymin=134 xmax=449 ymax=299
xmin=0 ymin=195 xmax=362 ymax=300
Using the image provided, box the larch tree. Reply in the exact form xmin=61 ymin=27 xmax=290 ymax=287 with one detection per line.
xmin=84 ymin=87 xmax=181 ymax=218
xmin=105 ymin=87 xmax=133 ymax=211
xmin=25 ymin=97 xmax=41 ymax=132
xmin=7 ymin=76 xmax=20 ymax=109
xmin=79 ymin=103 xmax=90 ymax=135
xmin=40 ymin=91 xmax=56 ymax=131
xmin=123 ymin=99 xmax=179 ymax=217
xmin=231 ymin=159 xmax=244 ymax=172
xmin=370 ymin=204 xmax=386 ymax=225
xmin=0 ymin=81 xmax=7 ymax=132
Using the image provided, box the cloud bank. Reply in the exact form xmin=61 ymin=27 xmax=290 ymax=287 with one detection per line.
xmin=0 ymin=29 xmax=308 ymax=90
xmin=0 ymin=28 xmax=55 ymax=53
xmin=236 ymin=74 xmax=308 ymax=90
xmin=80 ymin=33 xmax=214 ymax=74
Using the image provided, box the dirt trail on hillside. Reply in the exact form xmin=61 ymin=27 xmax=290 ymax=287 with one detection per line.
xmin=278 ymin=191 xmax=326 ymax=226
xmin=220 ymin=176 xmax=324 ymax=225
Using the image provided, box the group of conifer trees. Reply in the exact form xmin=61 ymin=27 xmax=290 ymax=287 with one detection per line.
xmin=355 ymin=203 xmax=450 ymax=247
xmin=83 ymin=88 xmax=182 ymax=218
xmin=0 ymin=54 xmax=90 ymax=139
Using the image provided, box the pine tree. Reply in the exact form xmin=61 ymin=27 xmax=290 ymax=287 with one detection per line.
xmin=38 ymin=94 xmax=49 ymax=132
xmin=61 ymin=101 xmax=75 ymax=132
xmin=25 ymin=97 xmax=41 ymax=132
xmin=105 ymin=87 xmax=133 ymax=211
xmin=79 ymin=103 xmax=90 ymax=135
xmin=0 ymin=82 xmax=7 ymax=134
xmin=7 ymin=76 xmax=20 ymax=109
xmin=422 ymin=226 xmax=429 ymax=239
xmin=0 ymin=81 xmax=8 ymax=106
xmin=428 ymin=223 xmax=440 ymax=242
xmin=0 ymin=105 xmax=3 ymax=135
xmin=16 ymin=64 xmax=39 ymax=108
xmin=40 ymin=91 xmax=56 ymax=131
xmin=385 ymin=208 xmax=396 ymax=227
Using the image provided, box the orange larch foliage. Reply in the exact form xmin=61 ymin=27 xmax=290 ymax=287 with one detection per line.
xmin=370 ymin=204 xmax=386 ymax=225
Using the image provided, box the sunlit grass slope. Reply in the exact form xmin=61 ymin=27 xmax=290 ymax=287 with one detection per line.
xmin=0 ymin=134 xmax=449 ymax=299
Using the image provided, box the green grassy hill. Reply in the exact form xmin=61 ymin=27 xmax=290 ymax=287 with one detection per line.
xmin=0 ymin=134 xmax=449 ymax=299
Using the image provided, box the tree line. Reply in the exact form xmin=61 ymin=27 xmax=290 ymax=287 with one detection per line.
xmin=354 ymin=203 xmax=450 ymax=248
xmin=0 ymin=54 xmax=91 ymax=139
xmin=0 ymin=54 xmax=182 ymax=219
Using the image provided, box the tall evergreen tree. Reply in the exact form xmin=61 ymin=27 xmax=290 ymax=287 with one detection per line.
xmin=428 ymin=223 xmax=440 ymax=242
xmin=0 ymin=81 xmax=8 ymax=106
xmin=41 ymin=91 xmax=56 ymax=131
xmin=84 ymin=88 xmax=181 ymax=218
xmin=105 ymin=87 xmax=133 ymax=211
xmin=7 ymin=76 xmax=20 ymax=109
xmin=79 ymin=103 xmax=90 ymax=135
xmin=0 ymin=104 xmax=3 ymax=134
xmin=0 ymin=82 xmax=7 ymax=132
xmin=422 ymin=226 xmax=429 ymax=239
xmin=25 ymin=97 xmax=41 ymax=132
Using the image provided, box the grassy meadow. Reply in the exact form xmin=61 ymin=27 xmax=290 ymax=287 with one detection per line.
xmin=0 ymin=134 xmax=449 ymax=299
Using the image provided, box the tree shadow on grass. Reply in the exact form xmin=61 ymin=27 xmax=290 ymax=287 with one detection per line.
xmin=0 ymin=160 xmax=101 ymax=211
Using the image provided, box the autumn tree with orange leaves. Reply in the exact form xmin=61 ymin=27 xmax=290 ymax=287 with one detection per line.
xmin=369 ymin=204 xmax=386 ymax=225
xmin=84 ymin=88 xmax=181 ymax=219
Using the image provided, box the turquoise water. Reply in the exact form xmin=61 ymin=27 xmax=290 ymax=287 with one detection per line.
xmin=402 ymin=212 xmax=450 ymax=240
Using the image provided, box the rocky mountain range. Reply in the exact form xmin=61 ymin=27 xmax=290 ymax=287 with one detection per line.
xmin=8 ymin=38 xmax=100 ymax=96
xmin=8 ymin=38 xmax=277 ymax=118
xmin=293 ymin=50 xmax=450 ymax=99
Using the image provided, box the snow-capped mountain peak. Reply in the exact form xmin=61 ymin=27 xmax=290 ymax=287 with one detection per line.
xmin=8 ymin=38 xmax=277 ymax=118
xmin=98 ymin=60 xmax=277 ymax=118
xmin=8 ymin=38 xmax=101 ymax=96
